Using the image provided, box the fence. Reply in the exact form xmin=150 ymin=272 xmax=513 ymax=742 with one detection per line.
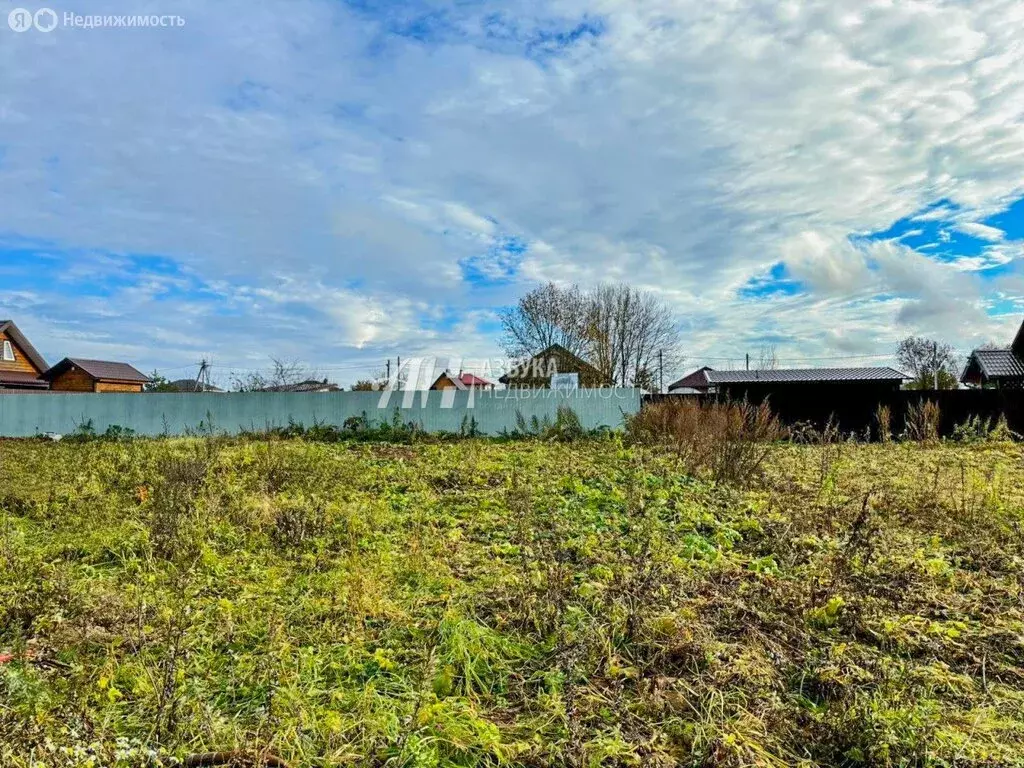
xmin=647 ymin=389 xmax=1024 ymax=438
xmin=0 ymin=388 xmax=642 ymax=438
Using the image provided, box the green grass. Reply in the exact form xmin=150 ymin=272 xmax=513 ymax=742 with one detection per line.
xmin=1 ymin=436 xmax=1023 ymax=766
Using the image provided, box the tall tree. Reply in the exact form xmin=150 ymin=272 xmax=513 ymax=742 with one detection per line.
xmin=896 ymin=336 xmax=960 ymax=390
xmin=500 ymin=283 xmax=589 ymax=360
xmin=584 ymin=283 xmax=682 ymax=388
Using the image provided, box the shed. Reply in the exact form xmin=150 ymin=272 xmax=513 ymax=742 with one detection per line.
xmin=670 ymin=366 xmax=906 ymax=400
xmin=42 ymin=358 xmax=150 ymax=393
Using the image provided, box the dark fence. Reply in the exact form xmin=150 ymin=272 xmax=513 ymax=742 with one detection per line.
xmin=645 ymin=388 xmax=1024 ymax=438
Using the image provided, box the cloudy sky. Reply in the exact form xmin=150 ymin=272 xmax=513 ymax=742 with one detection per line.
xmin=2 ymin=0 xmax=1024 ymax=385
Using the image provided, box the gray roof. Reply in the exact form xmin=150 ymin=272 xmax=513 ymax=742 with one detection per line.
xmin=967 ymin=348 xmax=1024 ymax=379
xmin=43 ymin=358 xmax=150 ymax=383
xmin=258 ymin=379 xmax=340 ymax=393
xmin=705 ymin=367 xmax=906 ymax=384
xmin=169 ymin=379 xmax=224 ymax=392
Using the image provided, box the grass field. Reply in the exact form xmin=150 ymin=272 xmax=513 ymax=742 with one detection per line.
xmin=1 ymin=435 xmax=1023 ymax=767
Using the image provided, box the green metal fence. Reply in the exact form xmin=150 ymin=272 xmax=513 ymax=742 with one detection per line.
xmin=0 ymin=388 xmax=641 ymax=437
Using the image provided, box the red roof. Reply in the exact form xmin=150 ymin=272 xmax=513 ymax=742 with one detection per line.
xmin=459 ymin=372 xmax=493 ymax=387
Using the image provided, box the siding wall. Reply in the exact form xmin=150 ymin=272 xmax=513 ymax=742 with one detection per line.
xmin=0 ymin=388 xmax=641 ymax=437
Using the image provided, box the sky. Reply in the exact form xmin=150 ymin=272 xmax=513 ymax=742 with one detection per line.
xmin=2 ymin=0 xmax=1024 ymax=386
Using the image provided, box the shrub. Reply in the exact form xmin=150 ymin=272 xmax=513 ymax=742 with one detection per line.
xmin=508 ymin=406 xmax=590 ymax=442
xmin=627 ymin=398 xmax=783 ymax=486
xmin=951 ymin=414 xmax=1018 ymax=443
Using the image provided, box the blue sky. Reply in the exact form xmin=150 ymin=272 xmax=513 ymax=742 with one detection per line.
xmin=2 ymin=0 xmax=1024 ymax=384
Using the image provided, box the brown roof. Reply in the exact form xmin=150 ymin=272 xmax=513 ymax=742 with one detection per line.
xmin=42 ymin=358 xmax=150 ymax=383
xmin=668 ymin=366 xmax=713 ymax=391
xmin=0 ymin=320 xmax=49 ymax=373
xmin=0 ymin=371 xmax=49 ymax=389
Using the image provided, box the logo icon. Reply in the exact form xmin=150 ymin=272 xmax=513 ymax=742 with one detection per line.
xmin=34 ymin=8 xmax=57 ymax=32
xmin=8 ymin=8 xmax=33 ymax=31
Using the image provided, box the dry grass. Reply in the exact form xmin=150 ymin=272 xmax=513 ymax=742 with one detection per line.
xmin=0 ymin=436 xmax=1022 ymax=767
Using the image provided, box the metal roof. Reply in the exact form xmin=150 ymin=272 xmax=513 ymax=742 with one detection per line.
xmin=968 ymin=348 xmax=1024 ymax=379
xmin=705 ymin=367 xmax=906 ymax=384
xmin=258 ymin=379 xmax=340 ymax=393
xmin=43 ymin=358 xmax=150 ymax=383
xmin=0 ymin=371 xmax=49 ymax=389
xmin=668 ymin=366 xmax=713 ymax=391
xmin=169 ymin=379 xmax=224 ymax=392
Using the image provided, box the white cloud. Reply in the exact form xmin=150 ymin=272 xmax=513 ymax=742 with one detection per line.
xmin=2 ymin=0 xmax=1024 ymax=375
xmin=956 ymin=222 xmax=1005 ymax=242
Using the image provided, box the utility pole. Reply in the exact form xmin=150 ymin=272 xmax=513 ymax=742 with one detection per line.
xmin=194 ymin=359 xmax=210 ymax=392
xmin=745 ymin=353 xmax=750 ymax=371
xmin=932 ymin=341 xmax=939 ymax=390
xmin=386 ymin=359 xmax=391 ymax=381
xmin=658 ymin=350 xmax=664 ymax=393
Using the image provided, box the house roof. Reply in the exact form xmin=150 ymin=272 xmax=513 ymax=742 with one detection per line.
xmin=431 ymin=371 xmax=467 ymax=390
xmin=668 ymin=366 xmax=713 ymax=391
xmin=964 ymin=348 xmax=1024 ymax=380
xmin=498 ymin=344 xmax=609 ymax=384
xmin=705 ymin=367 xmax=907 ymax=384
xmin=0 ymin=371 xmax=49 ymax=389
xmin=169 ymin=379 xmax=224 ymax=392
xmin=0 ymin=320 xmax=49 ymax=373
xmin=258 ymin=379 xmax=341 ymax=393
xmin=459 ymin=372 xmax=493 ymax=387
xmin=42 ymin=358 xmax=150 ymax=383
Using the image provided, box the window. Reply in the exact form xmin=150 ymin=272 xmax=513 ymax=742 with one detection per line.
xmin=1 ymin=341 xmax=13 ymax=362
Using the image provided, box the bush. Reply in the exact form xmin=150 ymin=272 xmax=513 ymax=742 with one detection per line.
xmin=626 ymin=398 xmax=783 ymax=486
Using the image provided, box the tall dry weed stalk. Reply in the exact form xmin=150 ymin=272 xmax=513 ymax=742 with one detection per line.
xmin=905 ymin=399 xmax=941 ymax=444
xmin=875 ymin=404 xmax=892 ymax=443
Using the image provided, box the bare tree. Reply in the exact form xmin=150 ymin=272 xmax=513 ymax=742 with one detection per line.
xmin=584 ymin=283 xmax=683 ymax=388
xmin=501 ymin=281 xmax=683 ymax=389
xmin=757 ymin=345 xmax=778 ymax=371
xmin=230 ymin=358 xmax=314 ymax=392
xmin=896 ymin=336 xmax=959 ymax=390
xmin=500 ymin=283 xmax=589 ymax=360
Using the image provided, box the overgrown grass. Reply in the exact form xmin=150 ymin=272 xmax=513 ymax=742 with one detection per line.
xmin=1 ymin=436 xmax=1023 ymax=766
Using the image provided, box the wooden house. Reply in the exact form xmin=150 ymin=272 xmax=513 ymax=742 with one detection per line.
xmin=429 ymin=371 xmax=495 ymax=391
xmin=498 ymin=344 xmax=611 ymax=388
xmin=0 ymin=320 xmax=49 ymax=390
xmin=42 ymin=358 xmax=150 ymax=393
